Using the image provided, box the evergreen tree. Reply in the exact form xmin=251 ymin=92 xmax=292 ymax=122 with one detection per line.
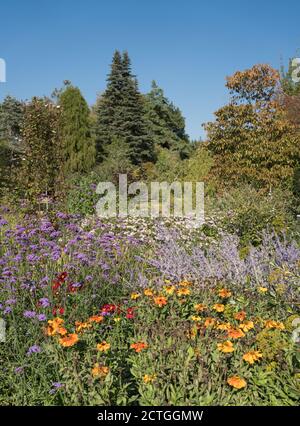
xmin=59 ymin=84 xmax=96 ymax=175
xmin=95 ymin=51 xmax=154 ymax=164
xmin=144 ymin=81 xmax=190 ymax=158
xmin=0 ymin=95 xmax=24 ymax=146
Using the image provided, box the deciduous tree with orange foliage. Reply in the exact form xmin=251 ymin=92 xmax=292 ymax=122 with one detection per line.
xmin=204 ymin=64 xmax=300 ymax=191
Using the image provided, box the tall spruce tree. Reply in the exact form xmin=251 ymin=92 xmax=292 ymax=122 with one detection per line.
xmin=59 ymin=84 xmax=95 ymax=175
xmin=95 ymin=51 xmax=154 ymax=164
xmin=144 ymin=81 xmax=190 ymax=158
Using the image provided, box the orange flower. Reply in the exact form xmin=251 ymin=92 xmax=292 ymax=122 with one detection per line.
xmin=243 ymin=350 xmax=263 ymax=365
xmin=194 ymin=303 xmax=207 ymax=312
xmin=163 ymin=285 xmax=175 ymax=295
xmin=227 ymin=328 xmax=245 ymax=339
xmin=89 ymin=315 xmax=104 ymax=323
xmin=213 ymin=303 xmax=225 ymax=313
xmin=264 ymin=320 xmax=285 ymax=330
xmin=46 ymin=317 xmax=67 ymax=336
xmin=204 ymin=317 xmax=216 ymax=327
xmin=186 ymin=326 xmax=198 ymax=340
xmin=153 ymin=296 xmax=167 ymax=307
xmin=177 ymin=288 xmax=190 ymax=296
xmin=144 ymin=288 xmax=154 ymax=296
xmin=227 ymin=376 xmax=247 ymax=389
xmin=216 ymin=322 xmax=231 ymax=331
xmin=75 ymin=321 xmax=92 ymax=333
xmin=59 ymin=333 xmax=79 ymax=347
xmin=191 ymin=315 xmax=201 ymax=322
xmin=217 ymin=340 xmax=235 ymax=353
xmin=143 ymin=374 xmax=157 ymax=383
xmin=92 ymin=363 xmax=109 ymax=378
xmin=218 ymin=288 xmax=232 ymax=298
xmin=234 ymin=311 xmax=246 ymax=321
xmin=97 ymin=341 xmax=111 ymax=352
xmin=239 ymin=320 xmax=254 ymax=332
xmin=131 ymin=292 xmax=140 ymax=300
xmin=130 ymin=341 xmax=148 ymax=352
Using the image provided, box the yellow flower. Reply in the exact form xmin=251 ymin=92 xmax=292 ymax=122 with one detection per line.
xmin=227 ymin=376 xmax=247 ymax=389
xmin=177 ymin=288 xmax=190 ymax=296
xmin=75 ymin=321 xmax=92 ymax=333
xmin=213 ymin=303 xmax=225 ymax=313
xmin=144 ymin=288 xmax=154 ymax=297
xmin=131 ymin=292 xmax=140 ymax=300
xmin=191 ymin=315 xmax=201 ymax=322
xmin=239 ymin=320 xmax=254 ymax=333
xmin=218 ymin=288 xmax=232 ymax=298
xmin=114 ymin=317 xmax=121 ymax=323
xmin=258 ymin=286 xmax=268 ymax=294
xmin=143 ymin=374 xmax=157 ymax=384
xmin=217 ymin=340 xmax=235 ymax=353
xmin=227 ymin=328 xmax=245 ymax=339
xmin=164 ymin=285 xmax=175 ymax=295
xmin=92 ymin=363 xmax=109 ymax=378
xmin=243 ymin=350 xmax=263 ymax=365
xmin=46 ymin=317 xmax=67 ymax=336
xmin=194 ymin=303 xmax=207 ymax=312
xmin=264 ymin=320 xmax=285 ymax=330
xmin=178 ymin=280 xmax=192 ymax=287
xmin=96 ymin=341 xmax=111 ymax=352
xmin=59 ymin=333 xmax=79 ymax=347
xmin=216 ymin=322 xmax=231 ymax=331
xmin=153 ymin=296 xmax=168 ymax=307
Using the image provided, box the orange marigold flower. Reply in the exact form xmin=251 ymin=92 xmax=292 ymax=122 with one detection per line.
xmin=213 ymin=303 xmax=225 ymax=313
xmin=92 ymin=363 xmax=109 ymax=378
xmin=143 ymin=374 xmax=157 ymax=383
xmin=264 ymin=320 xmax=285 ymax=330
xmin=227 ymin=328 xmax=245 ymax=339
xmin=204 ymin=317 xmax=216 ymax=327
xmin=177 ymin=288 xmax=190 ymax=296
xmin=153 ymin=296 xmax=167 ymax=307
xmin=239 ymin=320 xmax=254 ymax=333
xmin=59 ymin=333 xmax=79 ymax=347
xmin=243 ymin=350 xmax=263 ymax=365
xmin=218 ymin=288 xmax=232 ymax=298
xmin=130 ymin=341 xmax=148 ymax=352
xmin=234 ymin=311 xmax=246 ymax=321
xmin=144 ymin=288 xmax=154 ymax=296
xmin=194 ymin=303 xmax=207 ymax=312
xmin=89 ymin=315 xmax=104 ymax=323
xmin=163 ymin=285 xmax=175 ymax=295
xmin=217 ymin=340 xmax=235 ymax=353
xmin=96 ymin=341 xmax=111 ymax=352
xmin=227 ymin=376 xmax=247 ymax=389
xmin=131 ymin=292 xmax=140 ymax=300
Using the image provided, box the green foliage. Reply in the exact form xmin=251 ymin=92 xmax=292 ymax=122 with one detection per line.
xmin=212 ymin=185 xmax=294 ymax=246
xmin=18 ymin=98 xmax=63 ymax=203
xmin=66 ymin=172 xmax=99 ymax=216
xmin=95 ymin=51 xmax=155 ymax=164
xmin=59 ymin=84 xmax=96 ymax=175
xmin=144 ymin=81 xmax=190 ymax=159
xmin=281 ymin=56 xmax=300 ymax=96
xmin=0 ymin=95 xmax=24 ymax=147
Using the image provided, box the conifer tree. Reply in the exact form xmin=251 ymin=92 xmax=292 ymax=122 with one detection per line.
xmin=95 ymin=51 xmax=154 ymax=164
xmin=59 ymin=84 xmax=95 ymax=175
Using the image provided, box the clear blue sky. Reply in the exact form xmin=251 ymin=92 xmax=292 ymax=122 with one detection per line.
xmin=0 ymin=0 xmax=299 ymax=139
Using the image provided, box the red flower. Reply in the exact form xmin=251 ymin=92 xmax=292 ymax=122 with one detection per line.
xmin=57 ymin=272 xmax=68 ymax=282
xmin=52 ymin=307 xmax=65 ymax=316
xmin=126 ymin=307 xmax=135 ymax=319
xmin=52 ymin=281 xmax=61 ymax=293
xmin=101 ymin=304 xmax=117 ymax=314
